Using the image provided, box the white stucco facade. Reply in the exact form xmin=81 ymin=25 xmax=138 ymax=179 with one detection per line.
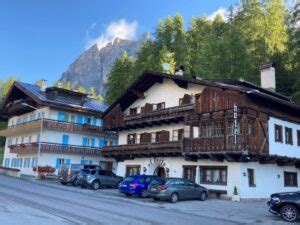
xmin=268 ymin=117 xmax=300 ymax=158
xmin=2 ymin=106 xmax=116 ymax=177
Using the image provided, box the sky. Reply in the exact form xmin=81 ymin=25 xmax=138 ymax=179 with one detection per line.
xmin=0 ymin=0 xmax=238 ymax=85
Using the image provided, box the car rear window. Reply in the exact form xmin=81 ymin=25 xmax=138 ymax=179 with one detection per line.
xmin=124 ymin=177 xmax=135 ymax=182
xmin=151 ymin=179 xmax=166 ymax=185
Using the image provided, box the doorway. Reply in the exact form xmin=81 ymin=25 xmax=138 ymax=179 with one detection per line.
xmin=154 ymin=166 xmax=166 ymax=178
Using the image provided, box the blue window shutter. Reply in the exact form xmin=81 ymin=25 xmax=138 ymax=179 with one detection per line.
xmin=91 ymin=139 xmax=95 ymax=147
xmin=82 ymin=137 xmax=87 ymax=147
xmin=84 ymin=116 xmax=89 ymax=124
xmin=77 ymin=115 xmax=83 ymax=124
xmin=99 ymin=119 xmax=103 ymax=127
xmin=58 ymin=112 xmax=66 ymax=121
xmin=62 ymin=135 xmax=69 ymax=145
xmin=56 ymin=158 xmax=60 ymax=169
xmin=89 ymin=160 xmax=92 ymax=165
xmin=80 ymin=159 xmax=84 ymax=165
xmin=99 ymin=139 xmax=105 ymax=148
xmin=66 ymin=159 xmax=71 ymax=165
xmin=92 ymin=118 xmax=97 ymax=126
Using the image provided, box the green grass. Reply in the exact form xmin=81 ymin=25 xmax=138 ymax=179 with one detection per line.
xmin=0 ymin=147 xmax=3 ymax=165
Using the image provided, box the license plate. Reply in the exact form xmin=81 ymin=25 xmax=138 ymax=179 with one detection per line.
xmin=151 ymin=188 xmax=157 ymax=192
xmin=121 ymin=185 xmax=127 ymax=187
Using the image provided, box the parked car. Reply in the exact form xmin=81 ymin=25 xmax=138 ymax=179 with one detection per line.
xmin=267 ymin=191 xmax=300 ymax=222
xmin=79 ymin=169 xmax=123 ymax=190
xmin=58 ymin=164 xmax=83 ymax=186
xmin=147 ymin=178 xmax=208 ymax=203
xmin=119 ymin=175 xmax=157 ymax=198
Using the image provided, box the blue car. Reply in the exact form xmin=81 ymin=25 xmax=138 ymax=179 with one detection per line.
xmin=119 ymin=175 xmax=157 ymax=198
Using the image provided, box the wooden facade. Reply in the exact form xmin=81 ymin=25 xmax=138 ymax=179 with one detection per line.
xmin=103 ymin=75 xmax=300 ymax=164
xmin=9 ymin=142 xmax=102 ymax=156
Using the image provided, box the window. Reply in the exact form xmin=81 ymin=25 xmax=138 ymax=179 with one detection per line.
xmin=31 ymin=157 xmax=37 ymax=167
xmin=275 ymin=124 xmax=283 ymax=142
xmin=136 ymin=134 xmax=141 ymax=144
xmin=58 ymin=112 xmax=68 ymax=122
xmin=129 ymin=107 xmax=138 ymax=116
xmin=173 ymin=129 xmax=184 ymax=141
xmin=126 ymin=165 xmax=141 ymax=176
xmin=200 ymin=166 xmax=227 ymax=185
xmin=4 ymin=158 xmax=10 ymax=167
xmin=247 ymin=169 xmax=255 ymax=187
xmin=151 ymin=132 xmax=156 ymax=143
xmin=247 ymin=120 xmax=255 ymax=135
xmin=157 ymin=102 xmax=165 ymax=110
xmin=70 ymin=115 xmax=76 ymax=123
xmin=284 ymin=172 xmax=298 ymax=187
xmin=28 ymin=136 xmax=32 ymax=143
xmin=285 ymin=127 xmax=293 ymax=145
xmin=99 ymin=161 xmax=113 ymax=171
xmin=228 ymin=121 xmax=241 ymax=135
xmin=56 ymin=158 xmax=65 ymax=169
xmin=62 ymin=135 xmax=69 ymax=145
xmin=184 ymin=125 xmax=190 ymax=138
xmin=183 ymin=166 xmax=197 ymax=182
xmin=127 ymin=134 xmax=136 ymax=144
xmin=193 ymin=126 xmax=199 ymax=138
xmin=297 ymin=130 xmax=300 ymax=146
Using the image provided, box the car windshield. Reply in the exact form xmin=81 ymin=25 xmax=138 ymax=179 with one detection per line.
xmin=81 ymin=169 xmax=91 ymax=175
xmin=151 ymin=179 xmax=166 ymax=185
xmin=124 ymin=177 xmax=135 ymax=182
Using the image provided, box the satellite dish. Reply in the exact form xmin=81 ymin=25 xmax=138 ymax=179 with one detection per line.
xmin=162 ymin=63 xmax=170 ymax=71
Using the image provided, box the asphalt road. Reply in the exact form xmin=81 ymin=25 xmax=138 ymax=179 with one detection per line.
xmin=0 ymin=175 xmax=239 ymax=225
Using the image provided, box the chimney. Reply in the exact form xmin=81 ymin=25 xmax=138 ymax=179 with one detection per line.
xmin=40 ymin=79 xmax=47 ymax=92
xmin=259 ymin=63 xmax=276 ymax=91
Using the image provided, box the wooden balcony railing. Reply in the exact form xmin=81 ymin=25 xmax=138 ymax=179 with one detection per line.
xmin=123 ymin=104 xmax=194 ymax=127
xmin=0 ymin=119 xmax=117 ymax=138
xmin=9 ymin=142 xmax=102 ymax=156
xmin=102 ymin=141 xmax=182 ymax=157
xmin=182 ymin=135 xmax=255 ymax=154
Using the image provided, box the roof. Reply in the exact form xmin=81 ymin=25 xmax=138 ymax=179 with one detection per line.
xmin=0 ymin=82 xmax=108 ymax=115
xmin=103 ymin=70 xmax=300 ymax=115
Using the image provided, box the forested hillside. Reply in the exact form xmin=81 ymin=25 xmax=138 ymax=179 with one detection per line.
xmin=106 ymin=0 xmax=300 ymax=104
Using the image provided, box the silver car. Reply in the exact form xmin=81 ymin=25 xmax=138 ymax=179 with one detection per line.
xmin=147 ymin=178 xmax=208 ymax=203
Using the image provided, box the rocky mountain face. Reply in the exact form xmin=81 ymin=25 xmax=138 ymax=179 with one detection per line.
xmin=60 ymin=33 xmax=150 ymax=96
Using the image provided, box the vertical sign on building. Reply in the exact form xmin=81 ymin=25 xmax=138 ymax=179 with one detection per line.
xmin=233 ymin=103 xmax=238 ymax=144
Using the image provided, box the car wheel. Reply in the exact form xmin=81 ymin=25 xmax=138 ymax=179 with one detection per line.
xmin=72 ymin=178 xmax=79 ymax=186
xmin=141 ymin=189 xmax=148 ymax=198
xmin=153 ymin=197 xmax=160 ymax=201
xmin=280 ymin=204 xmax=298 ymax=222
xmin=61 ymin=182 xmax=67 ymax=185
xmin=170 ymin=193 xmax=179 ymax=203
xmin=92 ymin=180 xmax=101 ymax=190
xmin=125 ymin=193 xmax=132 ymax=197
xmin=199 ymin=191 xmax=207 ymax=201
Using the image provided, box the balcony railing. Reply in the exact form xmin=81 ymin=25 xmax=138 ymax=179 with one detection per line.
xmin=0 ymin=119 xmax=117 ymax=138
xmin=9 ymin=142 xmax=102 ymax=156
xmin=102 ymin=141 xmax=182 ymax=157
xmin=183 ymin=136 xmax=245 ymax=153
xmin=123 ymin=104 xmax=194 ymax=127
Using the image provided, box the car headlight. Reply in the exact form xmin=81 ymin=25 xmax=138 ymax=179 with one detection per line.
xmin=271 ymin=196 xmax=280 ymax=202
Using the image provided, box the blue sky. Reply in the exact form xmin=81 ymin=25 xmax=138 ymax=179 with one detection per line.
xmin=0 ymin=0 xmax=238 ymax=85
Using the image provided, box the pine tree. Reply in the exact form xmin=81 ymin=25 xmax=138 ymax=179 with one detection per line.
xmin=89 ymin=87 xmax=96 ymax=96
xmin=78 ymin=87 xmax=86 ymax=94
xmin=64 ymin=81 xmax=71 ymax=90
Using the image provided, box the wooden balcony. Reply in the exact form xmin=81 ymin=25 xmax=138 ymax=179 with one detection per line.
xmin=122 ymin=104 xmax=194 ymax=129
xmin=0 ymin=119 xmax=117 ymax=138
xmin=101 ymin=141 xmax=182 ymax=158
xmin=9 ymin=142 xmax=102 ymax=156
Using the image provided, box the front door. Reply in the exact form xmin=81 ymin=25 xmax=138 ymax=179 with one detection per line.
xmin=155 ymin=167 xmax=166 ymax=178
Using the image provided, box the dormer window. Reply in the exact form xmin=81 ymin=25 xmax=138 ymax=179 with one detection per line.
xmin=129 ymin=107 xmax=138 ymax=115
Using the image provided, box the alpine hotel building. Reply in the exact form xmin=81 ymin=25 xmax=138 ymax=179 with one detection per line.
xmin=0 ymin=81 xmax=117 ymax=176
xmin=102 ymin=64 xmax=300 ymax=200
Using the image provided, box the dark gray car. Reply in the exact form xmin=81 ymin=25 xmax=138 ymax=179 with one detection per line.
xmin=147 ymin=178 xmax=208 ymax=203
xmin=79 ymin=169 xmax=123 ymax=190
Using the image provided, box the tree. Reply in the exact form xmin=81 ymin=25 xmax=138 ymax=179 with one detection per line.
xmin=78 ymin=87 xmax=86 ymax=94
xmin=1 ymin=77 xmax=16 ymax=99
xmin=64 ymin=81 xmax=71 ymax=90
xmin=159 ymin=47 xmax=176 ymax=74
xmin=106 ymin=51 xmax=135 ymax=103
xmin=89 ymin=87 xmax=96 ymax=96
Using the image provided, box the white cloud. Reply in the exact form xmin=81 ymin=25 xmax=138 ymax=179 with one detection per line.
xmin=85 ymin=19 xmax=138 ymax=50
xmin=207 ymin=7 xmax=228 ymax=21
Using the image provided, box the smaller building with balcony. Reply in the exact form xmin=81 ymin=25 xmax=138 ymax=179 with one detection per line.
xmin=0 ymin=81 xmax=117 ymax=176
xmin=103 ymin=68 xmax=300 ymax=200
